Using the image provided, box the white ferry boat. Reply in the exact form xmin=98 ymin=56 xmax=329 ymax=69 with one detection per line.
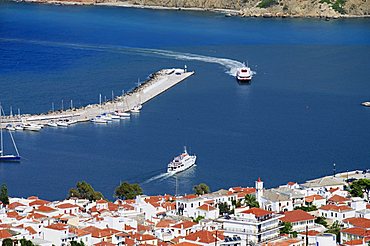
xmin=167 ymin=147 xmax=196 ymax=174
xmin=236 ymin=65 xmax=252 ymax=82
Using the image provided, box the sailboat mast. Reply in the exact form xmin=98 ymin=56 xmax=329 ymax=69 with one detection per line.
xmin=0 ymin=104 xmax=3 ymax=157
xmin=9 ymin=131 xmax=19 ymax=157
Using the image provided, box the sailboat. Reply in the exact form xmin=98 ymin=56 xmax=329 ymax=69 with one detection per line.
xmin=0 ymin=106 xmax=21 ymax=162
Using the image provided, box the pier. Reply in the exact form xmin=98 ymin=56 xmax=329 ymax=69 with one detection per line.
xmin=0 ymin=68 xmax=194 ymax=129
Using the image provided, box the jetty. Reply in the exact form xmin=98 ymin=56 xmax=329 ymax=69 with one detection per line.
xmin=0 ymin=68 xmax=194 ymax=129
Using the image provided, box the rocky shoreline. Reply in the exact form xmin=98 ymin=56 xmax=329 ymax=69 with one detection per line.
xmin=13 ymin=0 xmax=370 ymax=19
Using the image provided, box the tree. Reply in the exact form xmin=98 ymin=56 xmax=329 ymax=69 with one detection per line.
xmin=114 ymin=182 xmax=143 ymax=200
xmin=70 ymin=241 xmax=85 ymax=246
xmin=193 ymin=183 xmax=210 ymax=195
xmin=349 ymin=179 xmax=370 ymax=199
xmin=218 ymin=202 xmax=232 ymax=214
xmin=0 ymin=184 xmax=9 ymax=205
xmin=2 ymin=238 xmax=13 ymax=246
xmin=20 ymin=239 xmax=35 ymax=246
xmin=193 ymin=216 xmax=205 ymax=223
xmin=280 ymin=222 xmax=293 ymax=234
xmin=294 ymin=205 xmax=317 ymax=212
xmin=326 ymin=221 xmax=341 ymax=242
xmin=315 ymin=216 xmax=328 ymax=228
xmin=244 ymin=194 xmax=259 ymax=208
xmin=68 ymin=181 xmax=104 ymax=201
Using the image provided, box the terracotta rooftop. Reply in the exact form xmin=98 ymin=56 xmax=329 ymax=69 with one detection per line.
xmin=185 ymin=230 xmax=223 ymax=244
xmin=0 ymin=229 xmax=12 ymax=239
xmin=319 ymin=204 xmax=352 ymax=212
xmin=343 ymin=217 xmax=370 ymax=229
xmin=241 ymin=207 xmax=273 ymax=218
xmin=197 ymin=204 xmax=216 ymax=211
xmin=328 ymin=194 xmax=350 ymax=203
xmin=280 ymin=210 xmax=315 ymax=223
xmin=305 ymin=194 xmax=325 ymax=203
xmin=45 ymin=223 xmax=68 ymax=231
xmin=172 ymin=221 xmax=197 ymax=229
xmin=341 ymin=227 xmax=370 ymax=237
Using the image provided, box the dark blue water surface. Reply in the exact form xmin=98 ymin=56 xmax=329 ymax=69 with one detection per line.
xmin=1 ymin=2 xmax=370 ymax=200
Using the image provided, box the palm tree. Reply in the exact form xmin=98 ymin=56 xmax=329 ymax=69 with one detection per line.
xmin=244 ymin=194 xmax=259 ymax=208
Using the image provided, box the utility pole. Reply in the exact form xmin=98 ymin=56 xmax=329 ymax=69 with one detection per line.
xmin=305 ymin=225 xmax=308 ymax=246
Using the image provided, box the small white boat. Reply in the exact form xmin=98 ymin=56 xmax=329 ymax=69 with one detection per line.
xmin=100 ymin=114 xmax=112 ymax=121
xmin=90 ymin=117 xmax=108 ymax=124
xmin=5 ymin=124 xmax=16 ymax=131
xmin=47 ymin=121 xmax=58 ymax=127
xmin=362 ymin=102 xmax=370 ymax=107
xmin=115 ymin=111 xmax=130 ymax=117
xmin=108 ymin=114 xmax=121 ymax=120
xmin=57 ymin=121 xmax=69 ymax=127
xmin=236 ymin=65 xmax=252 ymax=82
xmin=24 ymin=124 xmax=41 ymax=131
xmin=66 ymin=119 xmax=78 ymax=125
xmin=15 ymin=125 xmax=24 ymax=131
xmin=130 ymin=105 xmax=141 ymax=113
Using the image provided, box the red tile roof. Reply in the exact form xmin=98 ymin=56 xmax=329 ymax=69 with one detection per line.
xmin=29 ymin=199 xmax=50 ymax=206
xmin=241 ymin=207 xmax=273 ymax=217
xmin=343 ymin=239 xmax=370 ymax=245
xmin=183 ymin=194 xmax=198 ymax=200
xmin=45 ymin=223 xmax=68 ymax=231
xmin=299 ymin=230 xmax=320 ymax=236
xmin=7 ymin=211 xmax=19 ymax=218
xmin=27 ymin=196 xmax=39 ymax=200
xmin=26 ymin=226 xmax=37 ymax=235
xmin=319 ymin=204 xmax=352 ymax=212
xmin=287 ymin=182 xmax=296 ymax=186
xmin=132 ymin=233 xmax=157 ymax=241
xmin=35 ymin=205 xmax=56 ymax=213
xmin=174 ymin=243 xmax=199 ymax=246
xmin=8 ymin=202 xmax=26 ymax=209
xmin=172 ymin=221 xmax=197 ymax=229
xmin=343 ymin=218 xmax=370 ymax=229
xmin=0 ymin=229 xmax=12 ymax=239
xmin=96 ymin=199 xmax=108 ymax=204
xmin=83 ymin=226 xmax=119 ymax=238
xmin=341 ymin=227 xmax=370 ymax=237
xmin=328 ymin=195 xmax=350 ymax=203
xmin=56 ymin=203 xmax=79 ymax=209
xmin=156 ymin=219 xmax=176 ymax=228
xmin=69 ymin=227 xmax=91 ymax=237
xmin=185 ymin=230 xmax=223 ymax=244
xmin=280 ymin=210 xmax=315 ymax=223
xmin=305 ymin=194 xmax=325 ymax=203
xmin=94 ymin=242 xmax=115 ymax=246
xmin=197 ymin=204 xmax=216 ymax=211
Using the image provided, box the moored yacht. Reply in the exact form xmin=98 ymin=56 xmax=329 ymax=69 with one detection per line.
xmin=167 ymin=147 xmax=196 ymax=174
xmin=236 ymin=65 xmax=252 ymax=82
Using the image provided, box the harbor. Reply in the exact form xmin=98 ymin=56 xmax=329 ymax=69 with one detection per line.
xmin=0 ymin=68 xmax=194 ymax=130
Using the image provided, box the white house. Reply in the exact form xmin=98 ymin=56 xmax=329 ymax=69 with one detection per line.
xmin=319 ymin=204 xmax=355 ymax=223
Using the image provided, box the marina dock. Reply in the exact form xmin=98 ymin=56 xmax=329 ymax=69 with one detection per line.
xmin=0 ymin=68 xmax=194 ymax=129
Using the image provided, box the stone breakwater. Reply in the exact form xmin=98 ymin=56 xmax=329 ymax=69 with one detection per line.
xmin=0 ymin=68 xmax=194 ymax=128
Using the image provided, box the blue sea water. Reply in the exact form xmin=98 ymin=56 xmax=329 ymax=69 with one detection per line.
xmin=0 ymin=2 xmax=370 ymax=200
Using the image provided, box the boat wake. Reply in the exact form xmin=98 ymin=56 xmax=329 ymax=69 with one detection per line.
xmin=0 ymin=38 xmax=251 ymax=77
xmin=142 ymin=172 xmax=173 ymax=184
